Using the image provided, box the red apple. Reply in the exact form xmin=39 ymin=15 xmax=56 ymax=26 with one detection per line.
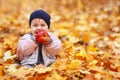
xmin=35 ymin=30 xmax=50 ymax=43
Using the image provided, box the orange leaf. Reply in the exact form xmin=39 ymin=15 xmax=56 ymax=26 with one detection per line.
xmin=0 ymin=65 xmax=5 ymax=76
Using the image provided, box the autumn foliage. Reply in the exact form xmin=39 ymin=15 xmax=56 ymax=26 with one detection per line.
xmin=0 ymin=0 xmax=120 ymax=80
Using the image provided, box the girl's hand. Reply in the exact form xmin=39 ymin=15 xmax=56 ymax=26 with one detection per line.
xmin=44 ymin=37 xmax=53 ymax=44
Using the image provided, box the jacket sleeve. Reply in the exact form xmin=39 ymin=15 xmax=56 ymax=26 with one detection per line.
xmin=44 ymin=33 xmax=62 ymax=57
xmin=16 ymin=34 xmax=37 ymax=60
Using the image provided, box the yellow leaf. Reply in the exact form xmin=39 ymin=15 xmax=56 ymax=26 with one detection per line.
xmin=85 ymin=53 xmax=94 ymax=62
xmin=68 ymin=60 xmax=81 ymax=70
xmin=67 ymin=33 xmax=80 ymax=43
xmin=34 ymin=65 xmax=53 ymax=74
xmin=3 ymin=51 xmax=16 ymax=61
xmin=75 ymin=48 xmax=87 ymax=58
xmin=106 ymin=71 xmax=112 ymax=80
xmin=0 ymin=51 xmax=3 ymax=58
xmin=109 ymin=71 xmax=120 ymax=78
xmin=77 ymin=0 xmax=84 ymax=9
xmin=89 ymin=60 xmax=98 ymax=66
xmin=4 ymin=64 xmax=19 ymax=74
xmin=46 ymin=71 xmax=67 ymax=80
xmin=87 ymin=45 xmax=98 ymax=52
xmin=89 ymin=66 xmax=105 ymax=75
xmin=3 ymin=51 xmax=11 ymax=61
xmin=8 ymin=67 xmax=33 ymax=79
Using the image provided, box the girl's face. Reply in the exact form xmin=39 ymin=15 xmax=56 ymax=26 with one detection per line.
xmin=30 ymin=18 xmax=49 ymax=35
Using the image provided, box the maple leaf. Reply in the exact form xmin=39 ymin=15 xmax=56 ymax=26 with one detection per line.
xmin=46 ymin=71 xmax=67 ymax=80
xmin=52 ymin=58 xmax=68 ymax=70
xmin=33 ymin=64 xmax=53 ymax=74
xmin=4 ymin=64 xmax=20 ymax=75
xmin=75 ymin=48 xmax=87 ymax=58
xmin=3 ymin=51 xmax=16 ymax=62
xmin=67 ymin=60 xmax=82 ymax=70
xmin=87 ymin=45 xmax=98 ymax=52
xmin=7 ymin=67 xmax=34 ymax=79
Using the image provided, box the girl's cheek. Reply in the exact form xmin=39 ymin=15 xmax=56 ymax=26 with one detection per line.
xmin=31 ymin=29 xmax=36 ymax=35
xmin=43 ymin=28 xmax=48 ymax=31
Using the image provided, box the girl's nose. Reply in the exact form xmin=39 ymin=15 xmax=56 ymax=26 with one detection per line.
xmin=37 ymin=26 xmax=42 ymax=30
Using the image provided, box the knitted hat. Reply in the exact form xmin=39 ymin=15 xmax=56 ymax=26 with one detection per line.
xmin=29 ymin=9 xmax=50 ymax=28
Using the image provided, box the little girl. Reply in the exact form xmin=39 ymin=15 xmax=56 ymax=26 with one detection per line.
xmin=16 ymin=9 xmax=62 ymax=68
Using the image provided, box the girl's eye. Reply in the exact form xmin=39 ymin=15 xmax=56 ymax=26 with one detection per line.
xmin=41 ymin=24 xmax=45 ymax=26
xmin=33 ymin=24 xmax=38 ymax=26
xmin=32 ymin=24 xmax=38 ymax=27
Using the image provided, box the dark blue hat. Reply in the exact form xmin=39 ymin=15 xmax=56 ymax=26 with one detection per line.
xmin=29 ymin=9 xmax=50 ymax=28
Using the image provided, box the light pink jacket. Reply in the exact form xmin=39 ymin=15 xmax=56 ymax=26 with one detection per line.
xmin=16 ymin=32 xmax=62 ymax=67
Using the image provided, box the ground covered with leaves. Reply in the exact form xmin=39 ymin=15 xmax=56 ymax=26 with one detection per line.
xmin=0 ymin=0 xmax=120 ymax=80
